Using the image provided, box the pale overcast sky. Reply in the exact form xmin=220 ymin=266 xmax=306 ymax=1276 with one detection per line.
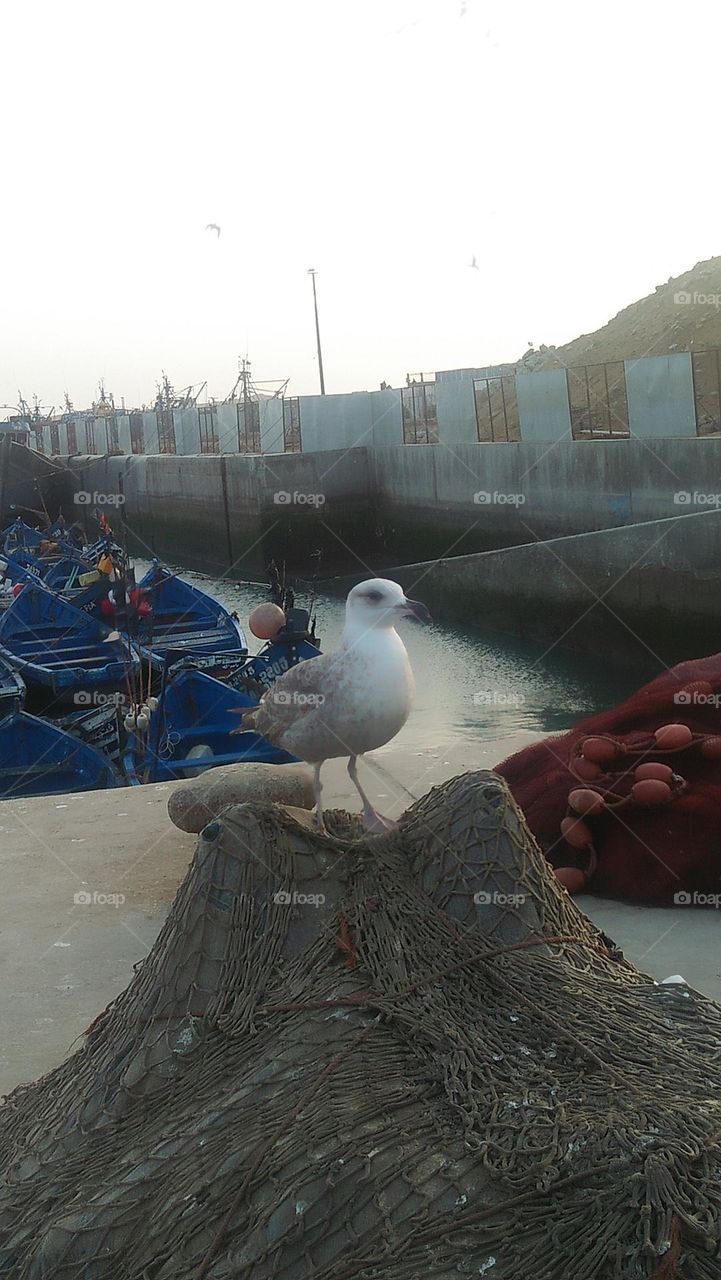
xmin=0 ymin=0 xmax=718 ymax=411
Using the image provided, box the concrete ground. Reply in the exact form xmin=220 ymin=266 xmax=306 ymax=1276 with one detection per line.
xmin=1 ymin=760 xmax=719 ymax=1097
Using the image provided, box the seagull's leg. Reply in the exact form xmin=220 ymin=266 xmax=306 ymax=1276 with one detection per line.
xmin=347 ymin=756 xmax=395 ymax=832
xmin=313 ymin=762 xmax=327 ymax=832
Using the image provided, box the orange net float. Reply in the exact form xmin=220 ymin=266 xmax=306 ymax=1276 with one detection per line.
xmin=654 ymin=723 xmax=694 ymax=750
xmin=249 ymin=603 xmax=286 ymax=640
xmin=630 ymin=778 xmax=673 ymax=806
xmin=554 ymin=866 xmax=588 ymax=894
xmin=633 ymin=762 xmax=675 ymax=783
xmin=579 ymin=736 xmax=619 ymax=765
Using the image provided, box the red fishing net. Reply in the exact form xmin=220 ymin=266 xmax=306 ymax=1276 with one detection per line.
xmin=496 ymin=654 xmax=721 ymax=904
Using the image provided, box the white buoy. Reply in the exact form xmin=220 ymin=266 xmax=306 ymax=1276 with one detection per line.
xmin=136 ymin=713 xmax=150 ymax=731
xmin=123 ymin=713 xmax=137 ymax=731
xmin=147 ymin=696 xmax=159 ymax=712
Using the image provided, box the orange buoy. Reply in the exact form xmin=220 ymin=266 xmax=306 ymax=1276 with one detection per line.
xmin=654 ymin=723 xmax=693 ymax=750
xmin=631 ymin=778 xmax=672 ymax=806
xmin=560 ymin=815 xmax=593 ymax=848
xmin=573 ymin=757 xmax=602 ymax=781
xmin=634 ymin=762 xmax=674 ymax=783
xmin=581 ymin=736 xmax=617 ymax=764
xmin=700 ymin=736 xmax=721 ymax=758
xmin=248 ymin=603 xmax=286 ymax=640
xmin=554 ymin=866 xmax=587 ymax=894
xmin=568 ymin=788 xmax=605 ymax=816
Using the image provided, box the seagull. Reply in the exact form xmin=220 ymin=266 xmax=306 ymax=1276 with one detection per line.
xmin=234 ymin=578 xmax=430 ymax=832
xmin=470 ymin=256 xmax=479 ymax=270
xmin=206 ymin=223 xmax=221 ymax=238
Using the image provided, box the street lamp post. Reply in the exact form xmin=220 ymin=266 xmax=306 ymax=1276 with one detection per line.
xmin=307 ymin=268 xmax=326 ymax=395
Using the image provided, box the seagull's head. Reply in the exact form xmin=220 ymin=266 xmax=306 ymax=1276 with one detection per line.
xmin=345 ymin=578 xmax=431 ymax=631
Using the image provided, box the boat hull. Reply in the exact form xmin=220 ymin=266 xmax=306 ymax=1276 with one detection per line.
xmin=0 ymin=711 xmax=119 ymax=798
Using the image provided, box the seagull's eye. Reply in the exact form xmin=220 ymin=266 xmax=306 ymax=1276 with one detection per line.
xmin=365 ymin=590 xmax=383 ymax=604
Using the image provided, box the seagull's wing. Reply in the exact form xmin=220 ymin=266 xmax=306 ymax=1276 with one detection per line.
xmin=234 ymin=652 xmax=340 ymax=748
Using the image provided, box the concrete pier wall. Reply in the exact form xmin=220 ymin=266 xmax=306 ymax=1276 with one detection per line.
xmin=63 ymin=435 xmax=721 ymax=580
xmin=73 ymin=447 xmax=377 ymax=574
xmin=328 ymin=507 xmax=721 ymax=666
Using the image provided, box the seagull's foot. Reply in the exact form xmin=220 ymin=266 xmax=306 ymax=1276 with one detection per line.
xmin=361 ymin=806 xmax=396 ymax=834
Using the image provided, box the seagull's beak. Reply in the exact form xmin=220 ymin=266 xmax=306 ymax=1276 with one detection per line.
xmin=399 ymin=596 xmax=431 ymax=624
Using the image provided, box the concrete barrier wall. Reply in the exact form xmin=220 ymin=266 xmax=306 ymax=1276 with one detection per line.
xmin=625 ymin=353 xmax=697 ymax=438
xmin=436 ymin=377 xmax=478 ymax=446
xmin=62 ymin=435 xmax=721 ymax=578
xmin=217 ymin=403 xmax=239 ymax=452
xmin=299 ymin=391 xmax=374 ymax=452
xmin=515 ymin=369 xmax=572 ymax=443
xmin=259 ymin=399 xmax=285 ymax=454
xmin=173 ymin=408 xmax=200 ymax=455
xmin=369 ymin=389 xmax=403 ymax=447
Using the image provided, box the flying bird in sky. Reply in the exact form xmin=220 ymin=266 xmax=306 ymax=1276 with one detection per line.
xmin=234 ymin=579 xmax=430 ymax=832
xmin=205 ymin=223 xmax=221 ymax=238
xmin=470 ymin=256 xmax=479 ymax=270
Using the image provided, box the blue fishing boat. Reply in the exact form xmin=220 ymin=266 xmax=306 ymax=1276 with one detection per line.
xmin=233 ymin=610 xmax=322 ymax=692
xmin=0 ymin=582 xmax=143 ymax=707
xmin=135 ymin=562 xmax=248 ymax=667
xmin=0 ymin=710 xmax=119 ymax=798
xmin=125 ymin=668 xmax=297 ymax=782
xmin=126 ymin=624 xmax=322 ymax=782
xmin=3 ymin=517 xmax=45 ymax=555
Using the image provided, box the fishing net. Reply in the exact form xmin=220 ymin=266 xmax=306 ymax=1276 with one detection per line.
xmin=497 ymin=653 xmax=721 ymax=903
xmin=1 ymin=771 xmax=720 ymax=1279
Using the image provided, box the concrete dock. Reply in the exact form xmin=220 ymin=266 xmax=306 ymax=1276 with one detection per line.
xmin=1 ymin=768 xmax=719 ymax=1097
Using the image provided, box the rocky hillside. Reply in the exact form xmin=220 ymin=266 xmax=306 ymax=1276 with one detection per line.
xmin=520 ymin=256 xmax=721 ymax=372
